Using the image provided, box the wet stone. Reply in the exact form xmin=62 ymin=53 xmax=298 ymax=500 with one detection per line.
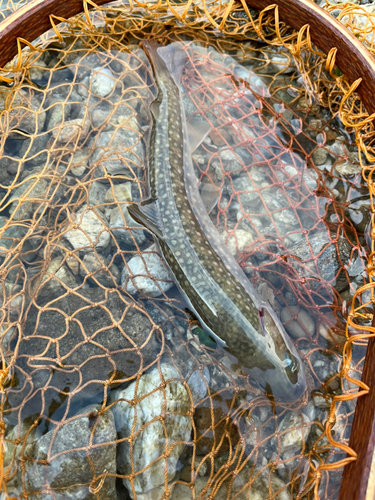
xmin=194 ymin=404 xmax=239 ymax=456
xmin=89 ymin=126 xmax=144 ymax=181
xmin=121 ymin=244 xmax=173 ymax=297
xmin=8 ymin=404 xmax=117 ymax=500
xmin=110 ymin=364 xmax=192 ymax=500
xmin=64 ymin=206 xmax=111 ymax=252
xmin=289 ymin=233 xmax=351 ymax=292
xmin=280 ymin=305 xmax=316 ymax=339
xmin=6 ymin=287 xmax=160 ymax=423
xmin=91 ymin=67 xmax=116 ymax=97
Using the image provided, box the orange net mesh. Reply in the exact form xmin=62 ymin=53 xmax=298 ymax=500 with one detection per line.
xmin=0 ymin=1 xmax=372 ymax=499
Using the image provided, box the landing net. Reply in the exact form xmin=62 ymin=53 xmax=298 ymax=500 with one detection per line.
xmin=0 ymin=1 xmax=372 ymax=499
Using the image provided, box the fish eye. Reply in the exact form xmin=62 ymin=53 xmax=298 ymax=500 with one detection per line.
xmin=285 ymin=353 xmax=299 ymax=384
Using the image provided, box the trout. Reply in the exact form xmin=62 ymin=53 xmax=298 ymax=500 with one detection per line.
xmin=128 ymin=41 xmax=307 ymax=401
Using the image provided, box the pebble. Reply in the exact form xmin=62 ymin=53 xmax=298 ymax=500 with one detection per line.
xmin=318 ymin=322 xmax=345 ymax=345
xmin=0 ymin=217 xmax=27 ymax=255
xmin=91 ymin=67 xmax=116 ymax=97
xmin=64 ymin=206 xmax=111 ymax=252
xmin=334 ymin=160 xmax=362 ymax=176
xmin=109 ymin=364 xmax=192 ymax=500
xmin=280 ymin=305 xmax=316 ymax=339
xmin=256 ymin=47 xmax=296 ymax=75
xmin=35 ymin=256 xmax=79 ymax=297
xmin=70 ymin=149 xmax=91 ymax=177
xmin=225 ymin=228 xmax=254 ymax=257
xmin=289 ymin=234 xmax=351 ymax=292
xmin=312 ymin=147 xmax=328 ymax=166
xmin=8 ymin=175 xmax=49 ymax=220
xmin=89 ymin=126 xmax=144 ymax=180
xmin=121 ymin=244 xmax=173 ymax=297
xmin=279 ymin=412 xmax=311 ymax=455
xmin=79 ymin=252 xmax=120 ymax=287
xmin=51 ymin=116 xmax=91 ymax=143
xmin=186 ymin=367 xmax=210 ymax=405
xmin=8 ymin=405 xmax=117 ymax=499
xmin=172 ymin=464 xmax=290 ymax=500
xmin=109 ymin=206 xmax=146 ymax=248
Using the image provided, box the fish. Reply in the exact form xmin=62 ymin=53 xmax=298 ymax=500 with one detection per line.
xmin=128 ymin=41 xmax=307 ymax=402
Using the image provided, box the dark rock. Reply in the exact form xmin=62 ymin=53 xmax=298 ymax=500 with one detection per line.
xmin=5 ymin=287 xmax=160 ymax=424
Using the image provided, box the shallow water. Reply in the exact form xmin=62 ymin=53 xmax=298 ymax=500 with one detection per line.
xmin=0 ymin=11 xmax=370 ymax=500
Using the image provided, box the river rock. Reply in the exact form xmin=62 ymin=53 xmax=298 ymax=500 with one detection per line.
xmin=334 ymin=159 xmax=361 ymax=176
xmin=51 ymin=116 xmax=91 ymax=143
xmin=1 ymin=87 xmax=46 ymax=136
xmin=34 ymin=256 xmax=80 ymax=297
xmin=278 ymin=412 xmax=311 ymax=454
xmin=9 ymin=405 xmax=117 ymax=500
xmin=171 ymin=464 xmax=290 ymax=500
xmin=64 ymin=206 xmax=111 ymax=252
xmin=109 ymin=364 xmax=192 ymax=500
xmin=79 ymin=252 xmax=120 ymax=287
xmin=70 ymin=149 xmax=91 ymax=177
xmin=91 ymin=67 xmax=116 ymax=97
xmin=289 ymin=233 xmax=351 ymax=292
xmin=45 ymin=99 xmax=72 ymax=131
xmin=225 ymin=229 xmax=254 ymax=257
xmin=8 ymin=175 xmax=49 ymax=220
xmin=89 ymin=125 xmax=144 ymax=181
xmin=109 ymin=206 xmax=146 ymax=248
xmin=280 ymin=305 xmax=316 ymax=339
xmin=256 ymin=47 xmax=296 ymax=75
xmin=0 ymin=217 xmax=28 ymax=255
xmin=6 ymin=287 xmax=160 ymax=424
xmin=121 ymin=244 xmax=173 ymax=297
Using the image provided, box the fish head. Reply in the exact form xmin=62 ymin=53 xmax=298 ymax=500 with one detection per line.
xmin=256 ymin=304 xmax=307 ymax=402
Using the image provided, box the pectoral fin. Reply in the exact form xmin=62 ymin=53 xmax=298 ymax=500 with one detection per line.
xmin=127 ymin=198 xmax=165 ymax=239
xmin=186 ymin=116 xmax=211 ymax=153
xmin=199 ymin=181 xmax=221 ymax=214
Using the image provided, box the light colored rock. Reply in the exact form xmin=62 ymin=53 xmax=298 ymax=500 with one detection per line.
xmin=89 ymin=122 xmax=144 ymax=181
xmin=121 ymin=244 xmax=173 ymax=297
xmin=70 ymin=149 xmax=91 ymax=177
xmin=318 ymin=322 xmax=345 ymax=345
xmin=0 ymin=88 xmax=46 ymax=136
xmin=256 ymin=47 xmax=296 ymax=75
xmin=0 ymin=217 xmax=27 ymax=254
xmin=51 ymin=116 xmax=91 ymax=143
xmin=171 ymin=465 xmax=290 ymax=500
xmin=35 ymin=256 xmax=79 ymax=297
xmin=225 ymin=229 xmax=254 ymax=257
xmin=279 ymin=412 xmax=311 ymax=453
xmin=9 ymin=405 xmax=117 ymax=500
xmin=334 ymin=160 xmax=361 ymax=176
xmin=80 ymin=252 xmax=120 ymax=287
xmin=105 ymin=182 xmax=132 ymax=203
xmin=88 ymin=180 xmax=108 ymax=207
xmin=91 ymin=67 xmax=115 ymax=97
xmin=109 ymin=364 xmax=192 ymax=499
xmin=109 ymin=205 xmax=146 ymax=247
xmin=280 ymin=305 xmax=315 ymax=339
xmin=9 ymin=175 xmax=49 ymax=220
xmin=64 ymin=206 xmax=111 ymax=252
xmin=186 ymin=367 xmax=210 ymax=405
